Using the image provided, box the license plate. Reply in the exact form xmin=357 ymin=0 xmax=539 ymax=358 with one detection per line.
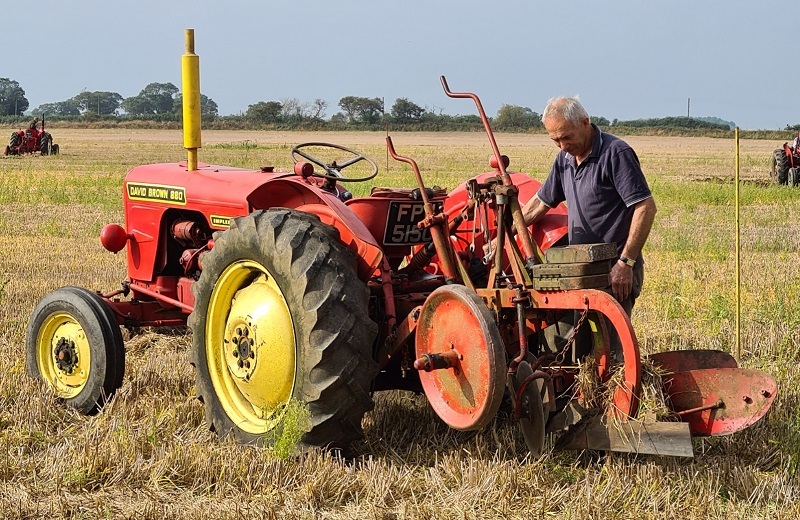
xmin=383 ymin=201 xmax=443 ymax=245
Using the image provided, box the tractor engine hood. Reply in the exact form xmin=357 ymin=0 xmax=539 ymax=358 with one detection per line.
xmin=121 ymin=161 xmax=382 ymax=282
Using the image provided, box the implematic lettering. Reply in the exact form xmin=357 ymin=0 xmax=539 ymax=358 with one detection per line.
xmin=210 ymin=215 xmax=232 ymax=229
xmin=127 ymin=183 xmax=186 ymax=205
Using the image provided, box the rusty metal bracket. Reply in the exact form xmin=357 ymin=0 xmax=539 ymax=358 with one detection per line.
xmin=376 ymin=305 xmax=422 ymax=368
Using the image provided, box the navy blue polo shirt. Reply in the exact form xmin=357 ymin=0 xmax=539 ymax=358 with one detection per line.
xmin=537 ymin=124 xmax=652 ymax=260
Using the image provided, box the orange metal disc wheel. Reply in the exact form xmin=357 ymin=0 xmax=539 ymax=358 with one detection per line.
xmin=415 ymin=285 xmax=506 ymax=431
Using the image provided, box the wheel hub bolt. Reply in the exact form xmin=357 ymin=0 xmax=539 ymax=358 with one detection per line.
xmin=230 ymin=324 xmax=256 ymax=372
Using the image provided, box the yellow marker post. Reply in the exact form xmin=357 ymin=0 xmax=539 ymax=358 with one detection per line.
xmin=182 ymin=29 xmax=201 ymax=171
xmin=735 ymin=127 xmax=741 ymax=361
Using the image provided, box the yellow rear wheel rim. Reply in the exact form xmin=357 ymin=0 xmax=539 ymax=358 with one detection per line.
xmin=206 ymin=259 xmax=296 ymax=435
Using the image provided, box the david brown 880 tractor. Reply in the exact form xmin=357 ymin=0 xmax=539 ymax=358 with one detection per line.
xmin=25 ymin=32 xmax=777 ymax=457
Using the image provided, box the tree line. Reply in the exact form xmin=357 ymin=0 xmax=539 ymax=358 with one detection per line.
xmin=0 ymin=76 xmax=739 ymax=132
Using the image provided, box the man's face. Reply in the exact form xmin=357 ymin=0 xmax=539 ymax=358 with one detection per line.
xmin=544 ymin=116 xmax=592 ymax=158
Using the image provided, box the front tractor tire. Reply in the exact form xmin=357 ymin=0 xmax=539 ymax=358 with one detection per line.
xmin=189 ymin=208 xmax=379 ymax=449
xmin=25 ymin=286 xmax=126 ymax=414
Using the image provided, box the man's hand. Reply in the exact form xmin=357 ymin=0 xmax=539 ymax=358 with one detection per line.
xmin=611 ymin=261 xmax=633 ymax=302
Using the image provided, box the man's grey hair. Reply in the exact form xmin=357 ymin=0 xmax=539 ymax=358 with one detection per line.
xmin=541 ymin=96 xmax=590 ymax=125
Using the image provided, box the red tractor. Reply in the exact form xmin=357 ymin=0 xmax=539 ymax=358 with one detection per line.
xmin=5 ymin=119 xmax=59 ymax=156
xmin=25 ymin=36 xmax=777 ymax=457
xmin=771 ymin=141 xmax=799 ymax=186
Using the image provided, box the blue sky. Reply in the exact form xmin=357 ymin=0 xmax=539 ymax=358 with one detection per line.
xmin=3 ymin=1 xmax=792 ymax=129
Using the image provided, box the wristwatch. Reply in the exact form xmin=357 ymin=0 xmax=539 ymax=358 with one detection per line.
xmin=619 ymin=256 xmax=636 ymax=267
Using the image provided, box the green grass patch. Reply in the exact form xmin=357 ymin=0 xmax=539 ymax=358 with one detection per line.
xmin=266 ymin=399 xmax=311 ymax=460
xmin=0 ymin=172 xmax=121 ymax=208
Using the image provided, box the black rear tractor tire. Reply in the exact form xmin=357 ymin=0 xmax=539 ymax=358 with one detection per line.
xmin=789 ymin=168 xmax=799 ymax=187
xmin=39 ymin=132 xmax=52 ymax=155
xmin=189 ymin=208 xmax=379 ymax=449
xmin=772 ymin=148 xmax=790 ymax=185
xmin=9 ymin=132 xmax=20 ymax=152
xmin=26 ymin=286 xmax=126 ymax=414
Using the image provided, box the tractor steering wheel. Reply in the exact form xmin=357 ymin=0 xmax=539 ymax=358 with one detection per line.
xmin=291 ymin=142 xmax=378 ymax=182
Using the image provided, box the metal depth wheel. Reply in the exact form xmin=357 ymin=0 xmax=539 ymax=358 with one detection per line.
xmin=415 ymin=284 xmax=507 ymax=431
xmin=516 ymin=360 xmax=547 ymax=457
xmin=25 ymin=286 xmax=125 ymax=414
xmin=189 ymin=208 xmax=378 ymax=448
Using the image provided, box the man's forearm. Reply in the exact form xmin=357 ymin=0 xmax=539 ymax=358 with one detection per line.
xmin=522 ymin=195 xmax=551 ymax=227
xmin=621 ymin=197 xmax=657 ymax=260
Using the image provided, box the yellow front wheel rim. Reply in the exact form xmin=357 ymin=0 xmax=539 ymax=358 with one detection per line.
xmin=206 ymin=260 xmax=296 ymax=435
xmin=36 ymin=312 xmax=91 ymax=398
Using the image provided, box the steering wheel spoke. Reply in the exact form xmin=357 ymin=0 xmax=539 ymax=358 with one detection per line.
xmin=337 ymin=155 xmax=366 ymax=169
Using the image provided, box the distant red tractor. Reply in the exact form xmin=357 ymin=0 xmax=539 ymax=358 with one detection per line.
xmin=24 ymin=32 xmax=777 ymax=457
xmin=5 ymin=120 xmax=59 ymax=156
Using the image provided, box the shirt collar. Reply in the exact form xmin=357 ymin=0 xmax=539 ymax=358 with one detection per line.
xmin=588 ymin=123 xmax=603 ymax=159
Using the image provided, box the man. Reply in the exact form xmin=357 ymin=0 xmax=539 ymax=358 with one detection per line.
xmin=522 ymin=96 xmax=657 ymax=314
xmin=28 ymin=117 xmax=39 ymax=131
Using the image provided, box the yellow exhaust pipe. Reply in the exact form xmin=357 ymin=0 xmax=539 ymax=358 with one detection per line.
xmin=182 ymin=29 xmax=201 ymax=171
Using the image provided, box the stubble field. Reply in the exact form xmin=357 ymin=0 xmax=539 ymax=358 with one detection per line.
xmin=0 ymin=129 xmax=798 ymax=519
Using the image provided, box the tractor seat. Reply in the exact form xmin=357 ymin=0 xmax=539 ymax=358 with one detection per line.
xmin=368 ymin=186 xmax=447 ymax=200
